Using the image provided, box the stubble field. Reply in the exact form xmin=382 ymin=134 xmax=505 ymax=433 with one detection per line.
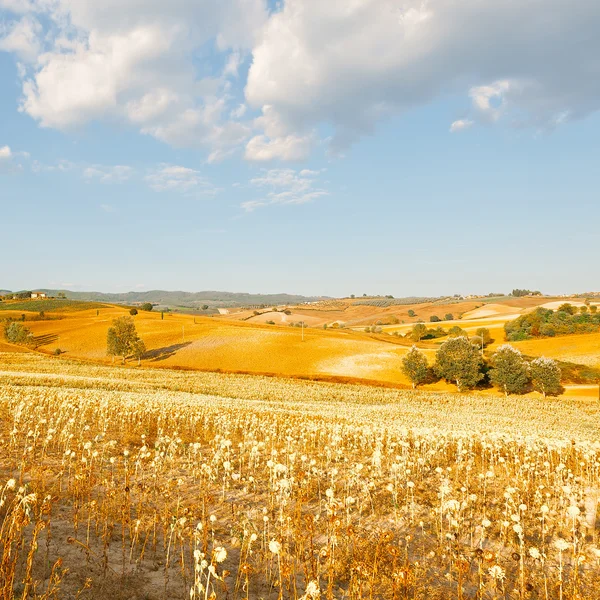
xmin=1 ymin=351 xmax=599 ymax=599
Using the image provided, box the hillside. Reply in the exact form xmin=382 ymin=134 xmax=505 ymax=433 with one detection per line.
xmin=1 ymin=289 xmax=330 ymax=309
xmin=1 ymin=296 xmax=599 ymax=397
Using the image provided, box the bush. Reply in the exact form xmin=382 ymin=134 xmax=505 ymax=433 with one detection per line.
xmin=408 ymin=310 xmax=416 ymax=317
xmin=54 ymin=348 xmax=62 ymax=356
xmin=130 ymin=308 xmax=138 ymax=316
xmin=266 ymin=320 xmax=275 ymax=325
xmin=430 ymin=315 xmax=441 ymax=322
xmin=444 ymin=313 xmax=454 ymax=321
xmin=140 ymin=303 xmax=153 ymax=312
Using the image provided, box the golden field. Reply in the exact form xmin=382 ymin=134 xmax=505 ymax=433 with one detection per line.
xmin=1 ymin=352 xmax=600 ymax=599
xmin=1 ymin=296 xmax=599 ymax=398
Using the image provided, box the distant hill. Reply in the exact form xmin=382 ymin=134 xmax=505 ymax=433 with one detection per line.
xmin=2 ymin=289 xmax=329 ymax=309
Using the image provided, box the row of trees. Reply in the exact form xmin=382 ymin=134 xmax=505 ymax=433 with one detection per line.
xmin=402 ymin=337 xmax=562 ymax=397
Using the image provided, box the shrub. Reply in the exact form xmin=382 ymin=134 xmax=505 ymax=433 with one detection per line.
xmin=444 ymin=313 xmax=454 ymax=321
xmin=430 ymin=315 xmax=441 ymax=323
xmin=408 ymin=310 xmax=416 ymax=317
xmin=130 ymin=308 xmax=138 ymax=316
xmin=140 ymin=303 xmax=153 ymax=312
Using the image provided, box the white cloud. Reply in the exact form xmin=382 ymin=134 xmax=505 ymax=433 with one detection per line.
xmin=84 ymin=165 xmax=133 ymax=183
xmin=449 ymin=119 xmax=474 ymax=133
xmin=0 ymin=15 xmax=41 ymax=62
xmin=246 ymin=0 xmax=600 ymax=148
xmin=3 ymin=0 xmax=267 ymax=156
xmin=0 ymin=145 xmax=12 ymax=159
xmin=2 ymin=0 xmax=600 ymax=161
xmin=244 ymin=167 xmax=328 ymax=211
xmin=145 ymin=164 xmax=219 ymax=194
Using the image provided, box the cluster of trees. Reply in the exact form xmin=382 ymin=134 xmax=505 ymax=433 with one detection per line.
xmin=402 ymin=338 xmax=562 ymax=397
xmin=505 ymin=304 xmax=600 ymax=340
xmin=511 ymin=289 xmax=542 ymax=297
xmin=106 ymin=317 xmax=146 ymax=365
xmin=409 ymin=323 xmax=492 ymax=345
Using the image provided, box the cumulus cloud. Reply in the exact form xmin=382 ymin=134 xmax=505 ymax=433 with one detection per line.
xmin=0 ymin=145 xmax=12 ymax=159
xmin=0 ymin=15 xmax=41 ymax=62
xmin=243 ymin=168 xmax=328 ymax=211
xmin=2 ymin=0 xmax=600 ymax=161
xmin=145 ymin=164 xmax=220 ymax=194
xmin=246 ymin=0 xmax=600 ymax=149
xmin=1 ymin=0 xmax=267 ymax=155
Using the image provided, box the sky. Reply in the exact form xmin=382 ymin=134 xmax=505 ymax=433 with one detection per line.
xmin=1 ymin=0 xmax=599 ymax=298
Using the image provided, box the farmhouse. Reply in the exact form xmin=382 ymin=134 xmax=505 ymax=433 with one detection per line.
xmin=31 ymin=292 xmax=47 ymax=299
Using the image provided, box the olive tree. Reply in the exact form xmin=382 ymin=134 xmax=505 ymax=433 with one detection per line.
xmin=401 ymin=346 xmax=429 ymax=389
xmin=411 ymin=323 xmax=428 ymax=342
xmin=489 ymin=344 xmax=529 ymax=396
xmin=435 ymin=336 xmax=484 ymax=391
xmin=107 ymin=316 xmax=143 ymax=364
xmin=3 ymin=321 xmax=32 ymax=345
xmin=530 ymin=357 xmax=562 ymax=398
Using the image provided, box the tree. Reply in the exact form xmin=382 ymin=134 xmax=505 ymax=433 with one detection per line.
xmin=411 ymin=323 xmax=428 ymax=342
xmin=530 ymin=357 xmax=562 ymax=398
xmin=475 ymin=327 xmax=492 ymax=347
xmin=591 ymin=305 xmax=598 ymax=314
xmin=202 ymin=305 xmax=209 ymax=310
xmin=402 ymin=346 xmax=429 ymax=389
xmin=107 ymin=316 xmax=141 ymax=364
xmin=129 ymin=308 xmax=138 ymax=316
xmin=140 ymin=302 xmax=153 ymax=312
xmin=435 ymin=337 xmax=484 ymax=391
xmin=408 ymin=310 xmax=416 ymax=318
xmin=557 ymin=303 xmax=576 ymax=315
xmin=489 ymin=345 xmax=529 ymax=396
xmin=448 ymin=325 xmax=467 ymax=337
xmin=131 ymin=338 xmax=146 ymax=366
xmin=3 ymin=321 xmax=32 ymax=345
xmin=430 ymin=315 xmax=441 ymax=323
xmin=444 ymin=313 xmax=454 ymax=321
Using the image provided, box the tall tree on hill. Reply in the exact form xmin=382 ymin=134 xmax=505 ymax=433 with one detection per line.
xmin=530 ymin=357 xmax=562 ymax=398
xmin=435 ymin=336 xmax=484 ymax=391
xmin=107 ymin=316 xmax=142 ymax=364
xmin=489 ymin=345 xmax=529 ymax=396
xmin=402 ymin=346 xmax=429 ymax=389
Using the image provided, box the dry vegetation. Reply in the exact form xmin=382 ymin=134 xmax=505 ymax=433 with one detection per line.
xmin=1 ymin=352 xmax=600 ymax=599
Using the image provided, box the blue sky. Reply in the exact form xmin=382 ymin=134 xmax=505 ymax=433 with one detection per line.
xmin=1 ymin=0 xmax=599 ymax=297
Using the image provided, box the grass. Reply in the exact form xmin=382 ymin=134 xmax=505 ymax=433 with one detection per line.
xmin=1 ymin=351 xmax=600 ymax=599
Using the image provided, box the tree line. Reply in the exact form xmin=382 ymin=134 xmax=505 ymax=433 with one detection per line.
xmin=402 ymin=338 xmax=562 ymax=397
xmin=505 ymin=303 xmax=599 ymax=340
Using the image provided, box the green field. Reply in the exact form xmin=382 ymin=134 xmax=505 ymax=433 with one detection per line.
xmin=0 ymin=299 xmax=107 ymax=312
